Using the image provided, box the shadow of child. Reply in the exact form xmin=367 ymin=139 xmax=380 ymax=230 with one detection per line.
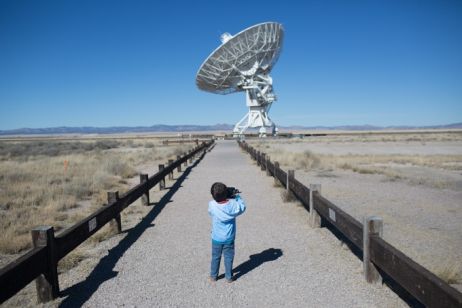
xmin=231 ymin=248 xmax=283 ymax=280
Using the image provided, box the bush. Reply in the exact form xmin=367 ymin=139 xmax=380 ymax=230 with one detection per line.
xmin=281 ymin=190 xmax=297 ymax=202
xmin=104 ymin=160 xmax=136 ymax=178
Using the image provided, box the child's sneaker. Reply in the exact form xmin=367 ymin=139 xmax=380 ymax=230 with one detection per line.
xmin=226 ymin=276 xmax=234 ymax=283
xmin=209 ymin=276 xmax=217 ymax=282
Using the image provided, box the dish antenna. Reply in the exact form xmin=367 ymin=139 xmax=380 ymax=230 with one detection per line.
xmin=196 ymin=22 xmax=284 ymax=137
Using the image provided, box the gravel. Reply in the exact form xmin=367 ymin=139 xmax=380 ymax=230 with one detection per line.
xmin=55 ymin=141 xmax=406 ymax=307
xmin=293 ymin=168 xmax=462 ymax=290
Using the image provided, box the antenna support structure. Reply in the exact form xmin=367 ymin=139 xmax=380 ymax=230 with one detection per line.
xmin=233 ymin=66 xmax=277 ymax=137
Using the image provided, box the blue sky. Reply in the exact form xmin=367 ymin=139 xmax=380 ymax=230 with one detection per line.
xmin=0 ymin=0 xmax=461 ymax=129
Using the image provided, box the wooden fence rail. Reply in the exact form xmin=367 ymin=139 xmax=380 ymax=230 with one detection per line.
xmin=0 ymin=140 xmax=214 ymax=304
xmin=238 ymin=140 xmax=462 ymax=308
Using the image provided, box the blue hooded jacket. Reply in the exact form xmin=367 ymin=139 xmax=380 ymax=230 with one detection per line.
xmin=208 ymin=195 xmax=246 ymax=244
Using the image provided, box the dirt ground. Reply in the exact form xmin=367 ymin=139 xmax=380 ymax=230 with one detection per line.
xmin=249 ymin=131 xmax=462 ymax=290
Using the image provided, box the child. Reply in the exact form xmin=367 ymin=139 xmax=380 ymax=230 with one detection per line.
xmin=208 ymin=182 xmax=246 ymax=283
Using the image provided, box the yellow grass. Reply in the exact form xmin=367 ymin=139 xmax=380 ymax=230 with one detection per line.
xmin=251 ymin=142 xmax=462 ymax=184
xmin=434 ymin=262 xmax=462 ymax=284
xmin=280 ymin=190 xmax=297 ymax=203
xmin=0 ymin=139 xmax=193 ymax=257
xmin=261 ymin=131 xmax=462 ymax=143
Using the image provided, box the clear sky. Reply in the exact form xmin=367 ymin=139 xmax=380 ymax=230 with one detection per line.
xmin=1 ymin=0 xmax=461 ymax=130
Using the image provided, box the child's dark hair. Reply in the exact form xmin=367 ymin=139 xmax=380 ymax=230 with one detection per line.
xmin=211 ymin=182 xmax=227 ymax=202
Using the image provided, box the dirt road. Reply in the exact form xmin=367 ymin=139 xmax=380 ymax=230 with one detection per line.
xmin=60 ymin=140 xmax=405 ymax=307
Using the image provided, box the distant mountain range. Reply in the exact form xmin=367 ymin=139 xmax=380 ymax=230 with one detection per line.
xmin=0 ymin=123 xmax=461 ymax=135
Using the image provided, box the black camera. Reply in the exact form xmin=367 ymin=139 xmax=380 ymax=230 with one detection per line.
xmin=226 ymin=187 xmax=241 ymax=199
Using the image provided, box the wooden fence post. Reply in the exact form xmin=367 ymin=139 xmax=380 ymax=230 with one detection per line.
xmin=168 ymin=159 xmax=174 ymax=180
xmin=189 ymin=150 xmax=193 ymax=163
xmin=261 ymin=153 xmax=266 ymax=171
xmin=309 ymin=184 xmax=322 ymax=228
xmin=184 ymin=153 xmax=188 ymax=167
xmin=159 ymin=164 xmax=165 ymax=190
xmin=140 ymin=174 xmax=149 ymax=206
xmin=266 ymin=156 xmax=271 ymax=176
xmin=274 ymin=161 xmax=280 ymax=185
xmin=363 ymin=216 xmax=383 ymax=284
xmin=257 ymin=151 xmax=261 ymax=166
xmin=107 ymin=191 xmax=122 ymax=233
xmin=287 ymin=170 xmax=294 ymax=190
xmin=32 ymin=226 xmax=59 ymax=303
xmin=177 ymin=155 xmax=182 ymax=172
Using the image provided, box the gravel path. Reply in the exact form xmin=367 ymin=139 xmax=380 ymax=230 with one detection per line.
xmin=61 ymin=140 xmax=406 ymax=307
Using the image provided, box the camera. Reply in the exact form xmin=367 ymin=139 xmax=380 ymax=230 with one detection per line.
xmin=226 ymin=187 xmax=241 ymax=199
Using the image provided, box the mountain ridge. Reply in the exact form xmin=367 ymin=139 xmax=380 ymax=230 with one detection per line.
xmin=0 ymin=123 xmax=461 ymax=135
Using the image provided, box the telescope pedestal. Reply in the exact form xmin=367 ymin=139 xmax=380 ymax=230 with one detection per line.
xmin=233 ymin=106 xmax=277 ymax=137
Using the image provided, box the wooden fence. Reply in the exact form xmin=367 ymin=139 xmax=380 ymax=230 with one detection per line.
xmin=238 ymin=141 xmax=462 ymax=308
xmin=0 ymin=140 xmax=214 ymax=304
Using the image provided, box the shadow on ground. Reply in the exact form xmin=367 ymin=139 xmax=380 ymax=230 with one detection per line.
xmin=59 ymin=152 xmax=206 ymax=307
xmin=217 ymin=248 xmax=283 ymax=281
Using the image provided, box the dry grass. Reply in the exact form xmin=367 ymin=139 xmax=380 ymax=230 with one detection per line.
xmin=265 ymin=149 xmax=321 ymax=170
xmin=273 ymin=179 xmax=283 ymax=188
xmin=87 ymin=224 xmax=115 ymax=245
xmin=249 ymin=133 xmax=462 ymax=285
xmin=0 ymin=138 xmax=193 ymax=258
xmin=326 ymin=154 xmax=462 ymax=171
xmin=250 ymin=139 xmax=462 ymax=188
xmin=259 ymin=131 xmax=462 ymax=144
xmin=253 ymin=139 xmax=462 ymax=170
xmin=434 ymin=263 xmax=462 ymax=284
xmin=280 ymin=190 xmax=297 ymax=202
xmin=58 ymin=250 xmax=89 ymax=274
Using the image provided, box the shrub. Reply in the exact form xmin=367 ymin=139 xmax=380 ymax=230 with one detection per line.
xmin=281 ymin=190 xmax=297 ymax=202
xmin=104 ymin=160 xmax=136 ymax=178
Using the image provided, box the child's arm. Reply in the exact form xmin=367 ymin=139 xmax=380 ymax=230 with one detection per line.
xmin=228 ymin=195 xmax=246 ymax=217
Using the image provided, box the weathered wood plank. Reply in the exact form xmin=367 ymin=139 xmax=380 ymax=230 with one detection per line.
xmin=370 ymin=237 xmax=462 ymax=308
xmin=291 ymin=178 xmax=310 ymax=209
xmin=0 ymin=247 xmax=47 ymax=304
xmin=313 ymin=192 xmax=363 ymax=249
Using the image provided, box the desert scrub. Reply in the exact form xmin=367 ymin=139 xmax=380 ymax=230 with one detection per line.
xmin=325 ymin=154 xmax=462 ymax=171
xmin=0 ymin=139 xmax=194 ymax=256
xmin=260 ymin=148 xmax=321 ymax=170
xmin=280 ymin=190 xmax=297 ymax=202
xmin=0 ymin=154 xmax=125 ymax=254
xmin=58 ymin=249 xmax=89 ymax=273
xmin=0 ymin=140 xmax=126 ymax=160
xmin=250 ymin=139 xmax=462 ymax=173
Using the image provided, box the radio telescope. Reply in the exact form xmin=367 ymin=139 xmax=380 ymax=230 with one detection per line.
xmin=196 ymin=22 xmax=284 ymax=137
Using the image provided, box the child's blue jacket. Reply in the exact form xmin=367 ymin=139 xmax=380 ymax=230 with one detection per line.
xmin=208 ymin=195 xmax=246 ymax=244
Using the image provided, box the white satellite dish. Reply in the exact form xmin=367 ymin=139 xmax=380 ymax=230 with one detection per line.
xmin=196 ymin=22 xmax=284 ymax=137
